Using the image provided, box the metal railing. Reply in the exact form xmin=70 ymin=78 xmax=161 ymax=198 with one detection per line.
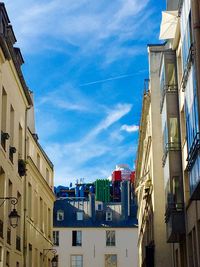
xmin=162 ymin=142 xmax=181 ymax=166
xmin=160 ymin=84 xmax=178 ymax=113
xmin=186 ymin=132 xmax=200 ymax=171
xmin=165 ymin=202 xmax=184 ymax=222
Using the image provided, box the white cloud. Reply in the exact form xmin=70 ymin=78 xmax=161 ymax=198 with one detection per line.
xmin=4 ymin=0 xmax=153 ymax=64
xmin=121 ymin=124 xmax=139 ymax=133
xmin=42 ymin=102 xmax=133 ymax=185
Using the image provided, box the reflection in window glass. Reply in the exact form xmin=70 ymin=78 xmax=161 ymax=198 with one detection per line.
xmin=106 ymin=231 xmax=115 ymax=246
xmin=172 ymin=176 xmax=182 ymax=205
xmin=105 ymin=254 xmax=117 ymax=267
xmin=169 ymin=118 xmax=179 ymax=144
xmin=167 ymin=63 xmax=176 ymax=86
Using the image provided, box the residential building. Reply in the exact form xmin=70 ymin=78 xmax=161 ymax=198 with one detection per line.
xmin=0 ymin=3 xmax=55 ymax=267
xmin=136 ymin=0 xmax=200 ymax=265
xmin=135 ymin=44 xmax=171 ymax=267
xmin=53 ymin=182 xmax=138 ymax=267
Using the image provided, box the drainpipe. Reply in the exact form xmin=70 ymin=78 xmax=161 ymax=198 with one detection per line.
xmin=23 ymin=105 xmax=31 ymax=267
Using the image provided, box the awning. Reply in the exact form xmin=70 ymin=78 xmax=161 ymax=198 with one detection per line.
xmin=159 ymin=11 xmax=179 ymax=40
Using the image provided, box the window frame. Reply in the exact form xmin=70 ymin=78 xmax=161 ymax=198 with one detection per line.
xmin=106 ymin=230 xmax=116 ymax=246
xmin=72 ymin=230 xmax=82 ymax=247
xmin=57 ymin=210 xmax=64 ymax=221
xmin=53 ymin=231 xmax=59 ymax=246
xmin=70 ymin=255 xmax=83 ymax=267
xmin=105 ymin=254 xmax=117 ymax=267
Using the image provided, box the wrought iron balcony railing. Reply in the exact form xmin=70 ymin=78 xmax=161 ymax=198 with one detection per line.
xmin=160 ymin=84 xmax=178 ymax=113
xmin=162 ymin=142 xmax=181 ymax=166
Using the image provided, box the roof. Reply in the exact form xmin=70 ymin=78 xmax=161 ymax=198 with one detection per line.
xmin=53 ymin=199 xmax=138 ymax=228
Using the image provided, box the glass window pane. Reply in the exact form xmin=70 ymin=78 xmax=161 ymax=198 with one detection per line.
xmin=169 ymin=118 xmax=179 ymax=144
xmin=105 ymin=254 xmax=117 ymax=267
xmin=71 ymin=255 xmax=83 ymax=267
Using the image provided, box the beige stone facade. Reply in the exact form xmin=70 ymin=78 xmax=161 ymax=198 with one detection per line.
xmin=0 ymin=3 xmax=55 ymax=267
xmin=135 ymin=45 xmax=171 ymax=267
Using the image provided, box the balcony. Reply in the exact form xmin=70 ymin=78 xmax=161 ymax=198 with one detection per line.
xmin=160 ymin=84 xmax=178 ymax=113
xmin=165 ymin=202 xmax=185 ymax=243
xmin=0 ymin=219 xmax=3 ymax=238
xmin=186 ymin=132 xmax=200 ymax=171
xmin=7 ymin=227 xmax=11 ymax=245
xmin=162 ymin=142 xmax=181 ymax=167
xmin=16 ymin=235 xmax=21 ymax=251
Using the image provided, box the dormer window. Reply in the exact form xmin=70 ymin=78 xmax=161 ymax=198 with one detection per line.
xmin=97 ymin=204 xmax=103 ymax=211
xmin=106 ymin=211 xmax=112 ymax=221
xmin=76 ymin=211 xmax=84 ymax=221
xmin=57 ymin=210 xmax=64 ymax=221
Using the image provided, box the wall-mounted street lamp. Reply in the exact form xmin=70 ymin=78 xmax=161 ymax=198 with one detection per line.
xmin=43 ymin=249 xmax=58 ymax=267
xmin=0 ymin=197 xmax=20 ymax=228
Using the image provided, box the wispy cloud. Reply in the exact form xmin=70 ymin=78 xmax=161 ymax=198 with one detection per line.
xmin=4 ymin=0 xmax=153 ymax=64
xmin=42 ymin=102 xmax=133 ymax=184
xmin=121 ymin=124 xmax=139 ymax=133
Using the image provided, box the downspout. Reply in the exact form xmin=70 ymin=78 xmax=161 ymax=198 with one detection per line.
xmin=23 ymin=105 xmax=31 ymax=267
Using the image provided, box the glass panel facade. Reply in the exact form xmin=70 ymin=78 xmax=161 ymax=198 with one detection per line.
xmin=185 ymin=66 xmax=200 ymax=194
xmin=181 ymin=12 xmax=192 ymax=70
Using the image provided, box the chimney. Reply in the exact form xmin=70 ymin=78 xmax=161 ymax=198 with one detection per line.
xmin=89 ymin=193 xmax=95 ymax=222
xmin=121 ymin=181 xmax=130 ymax=220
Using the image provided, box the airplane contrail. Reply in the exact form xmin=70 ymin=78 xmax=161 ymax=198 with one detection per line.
xmin=79 ymin=70 xmax=147 ymax=87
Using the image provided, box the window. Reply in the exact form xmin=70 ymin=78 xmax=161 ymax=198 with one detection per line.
xmin=0 ymin=246 xmax=2 ymax=261
xmin=106 ymin=211 xmax=112 ymax=221
xmin=76 ymin=211 xmax=83 ymax=221
xmin=72 ymin=231 xmax=82 ymax=246
xmin=169 ymin=118 xmax=179 ymax=145
xmin=71 ymin=255 xmax=83 ymax=267
xmin=53 ymin=231 xmax=59 ymax=246
xmin=105 ymin=254 xmax=117 ymax=267
xmin=28 ymin=244 xmax=32 ymax=267
xmin=46 ymin=168 xmax=50 ymax=184
xmin=37 ymin=153 xmax=40 ymax=170
xmin=9 ymin=105 xmax=15 ymax=163
xmin=1 ymin=88 xmax=7 ymax=150
xmin=18 ymin=124 xmax=23 ymax=159
xmin=97 ymin=204 xmax=103 ymax=211
xmin=172 ymin=176 xmax=182 ymax=206
xmin=40 ymin=197 xmax=43 ymax=231
xmin=28 ymin=183 xmax=32 ymax=218
xmin=6 ymin=251 xmax=10 ymax=266
xmin=166 ymin=62 xmax=176 ymax=87
xmin=106 ymin=231 xmax=115 ymax=246
xmin=57 ymin=210 xmax=64 ymax=221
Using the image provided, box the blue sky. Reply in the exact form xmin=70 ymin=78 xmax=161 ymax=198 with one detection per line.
xmin=4 ymin=0 xmax=165 ymax=185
